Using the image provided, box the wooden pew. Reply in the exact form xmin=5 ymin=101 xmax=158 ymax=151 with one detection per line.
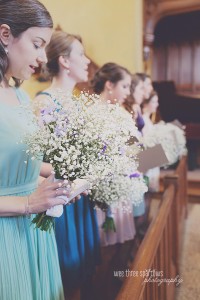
xmin=163 ymin=156 xmax=188 ymax=275
xmin=116 ymin=156 xmax=187 ymax=300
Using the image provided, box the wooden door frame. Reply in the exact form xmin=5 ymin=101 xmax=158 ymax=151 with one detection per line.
xmin=144 ymin=0 xmax=200 ymax=45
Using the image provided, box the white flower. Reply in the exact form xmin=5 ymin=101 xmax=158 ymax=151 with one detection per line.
xmin=141 ymin=121 xmax=187 ymax=166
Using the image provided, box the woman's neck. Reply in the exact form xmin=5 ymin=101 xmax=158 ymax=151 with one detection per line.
xmin=100 ymin=91 xmax=116 ymax=104
xmin=142 ymin=109 xmax=151 ymax=118
xmin=49 ymin=73 xmax=76 ymax=94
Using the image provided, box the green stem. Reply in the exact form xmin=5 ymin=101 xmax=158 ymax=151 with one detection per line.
xmin=32 ymin=213 xmax=55 ymax=232
xmin=102 ymin=216 xmax=116 ymax=232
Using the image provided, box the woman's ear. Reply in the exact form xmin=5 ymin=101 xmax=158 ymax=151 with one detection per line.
xmin=0 ymin=24 xmax=11 ymax=46
xmin=58 ymin=55 xmax=70 ymax=69
xmin=105 ymin=80 xmax=114 ymax=91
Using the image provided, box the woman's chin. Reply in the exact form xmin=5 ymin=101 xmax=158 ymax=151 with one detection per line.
xmin=20 ymin=73 xmax=32 ymax=81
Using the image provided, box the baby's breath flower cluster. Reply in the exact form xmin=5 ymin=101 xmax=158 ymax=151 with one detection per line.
xmin=90 ymin=155 xmax=148 ymax=208
xmin=75 ymin=92 xmax=147 ymax=206
xmin=142 ymin=121 xmax=187 ymax=166
xmin=27 ymin=94 xmax=115 ymax=182
xmin=24 ymin=90 xmax=148 ymax=230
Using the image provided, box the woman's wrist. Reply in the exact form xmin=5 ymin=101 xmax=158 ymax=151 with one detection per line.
xmin=24 ymin=195 xmax=31 ymax=217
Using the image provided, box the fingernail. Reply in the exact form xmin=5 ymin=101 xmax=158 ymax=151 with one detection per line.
xmin=63 ymin=190 xmax=67 ymax=194
xmin=58 ymin=182 xmax=62 ymax=188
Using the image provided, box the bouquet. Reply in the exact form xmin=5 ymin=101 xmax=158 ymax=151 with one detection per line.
xmin=76 ymin=92 xmax=147 ymax=205
xmin=141 ymin=121 xmax=187 ymax=166
xmin=24 ymin=90 xmax=142 ymax=231
xmin=92 ymin=165 xmax=147 ymax=232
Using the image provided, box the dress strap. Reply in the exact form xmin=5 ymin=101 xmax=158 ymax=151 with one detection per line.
xmin=37 ymin=91 xmax=52 ymax=97
xmin=37 ymin=91 xmax=61 ymax=108
xmin=15 ymin=88 xmax=31 ymax=105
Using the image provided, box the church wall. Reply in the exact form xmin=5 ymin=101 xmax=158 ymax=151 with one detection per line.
xmin=22 ymin=0 xmax=143 ymax=98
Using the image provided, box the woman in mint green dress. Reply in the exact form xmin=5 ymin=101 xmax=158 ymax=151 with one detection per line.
xmin=0 ymin=1 xmax=66 ymax=299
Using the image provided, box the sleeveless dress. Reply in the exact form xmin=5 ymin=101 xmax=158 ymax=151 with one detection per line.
xmin=37 ymin=92 xmax=101 ymax=294
xmin=0 ymin=88 xmax=64 ymax=300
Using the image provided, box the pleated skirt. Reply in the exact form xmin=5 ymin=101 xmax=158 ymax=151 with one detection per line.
xmin=0 ymin=191 xmax=64 ymax=300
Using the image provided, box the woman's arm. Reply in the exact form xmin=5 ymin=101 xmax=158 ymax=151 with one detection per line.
xmin=0 ymin=195 xmax=27 ymax=216
xmin=0 ymin=174 xmax=68 ymax=217
xmin=40 ymin=162 xmax=53 ymax=178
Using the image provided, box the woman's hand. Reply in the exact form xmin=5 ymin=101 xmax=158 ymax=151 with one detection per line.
xmin=71 ymin=190 xmax=89 ymax=203
xmin=28 ymin=174 xmax=69 ymax=213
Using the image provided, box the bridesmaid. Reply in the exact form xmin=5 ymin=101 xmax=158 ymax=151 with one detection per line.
xmin=0 ymin=1 xmax=65 ymax=299
xmin=142 ymin=90 xmax=160 ymax=192
xmin=91 ymin=62 xmax=136 ymax=246
xmin=123 ymin=74 xmax=147 ymax=235
xmin=34 ymin=29 xmax=101 ymax=298
xmin=123 ymin=73 xmax=145 ymax=134
xmin=136 ymin=72 xmax=153 ymax=101
xmin=90 ymin=63 xmax=138 ymax=296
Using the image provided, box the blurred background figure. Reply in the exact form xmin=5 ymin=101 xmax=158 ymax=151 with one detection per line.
xmin=142 ymin=90 xmax=160 ymax=192
xmin=91 ymin=62 xmax=136 ymax=247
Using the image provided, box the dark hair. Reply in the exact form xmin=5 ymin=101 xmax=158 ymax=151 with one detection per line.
xmin=45 ymin=29 xmax=82 ymax=78
xmin=91 ymin=62 xmax=130 ymax=94
xmin=0 ymin=0 xmax=53 ymax=86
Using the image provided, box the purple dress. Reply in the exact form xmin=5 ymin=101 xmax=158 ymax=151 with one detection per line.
xmin=136 ymin=113 xmax=145 ymax=133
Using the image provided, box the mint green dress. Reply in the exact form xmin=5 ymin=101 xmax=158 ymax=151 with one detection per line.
xmin=0 ymin=88 xmax=64 ymax=300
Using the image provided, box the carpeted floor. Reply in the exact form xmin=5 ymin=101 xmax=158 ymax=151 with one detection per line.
xmin=175 ymin=203 xmax=200 ymax=300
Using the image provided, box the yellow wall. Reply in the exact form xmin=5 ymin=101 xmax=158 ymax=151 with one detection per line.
xmin=22 ymin=0 xmax=143 ymax=98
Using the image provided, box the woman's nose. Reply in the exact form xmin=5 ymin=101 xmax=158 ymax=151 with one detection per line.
xmin=37 ymin=50 xmax=48 ymax=64
xmin=86 ymin=56 xmax=90 ymax=64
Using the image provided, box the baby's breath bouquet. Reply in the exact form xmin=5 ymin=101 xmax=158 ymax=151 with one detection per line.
xmin=90 ymin=154 xmax=147 ymax=208
xmin=24 ymin=90 xmax=142 ymax=231
xmin=90 ymin=154 xmax=147 ymax=232
xmin=79 ymin=96 xmax=147 ymax=230
xmin=141 ymin=121 xmax=187 ymax=166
